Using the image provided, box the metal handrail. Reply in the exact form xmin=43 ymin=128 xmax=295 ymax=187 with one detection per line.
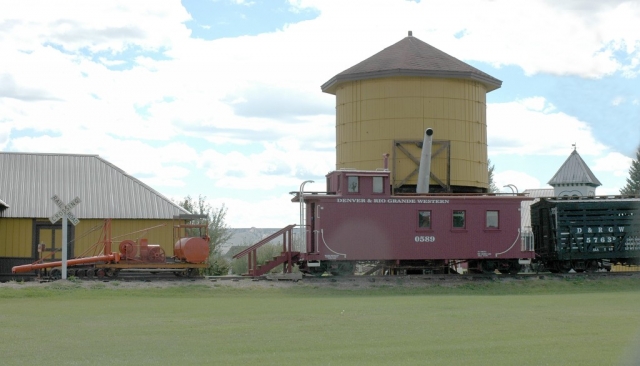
xmin=232 ymin=224 xmax=297 ymax=259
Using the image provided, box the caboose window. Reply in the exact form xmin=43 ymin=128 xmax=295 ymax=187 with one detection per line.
xmin=486 ymin=210 xmax=499 ymax=228
xmin=453 ymin=210 xmax=465 ymax=228
xmin=373 ymin=176 xmax=383 ymax=193
xmin=348 ymin=176 xmax=359 ymax=193
xmin=418 ymin=211 xmax=431 ymax=228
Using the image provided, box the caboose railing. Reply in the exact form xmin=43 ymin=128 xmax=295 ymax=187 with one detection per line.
xmin=232 ymin=224 xmax=298 ymax=276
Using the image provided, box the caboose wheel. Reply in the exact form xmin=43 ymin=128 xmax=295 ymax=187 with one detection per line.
xmin=308 ymin=267 xmax=325 ymax=277
xmin=508 ymin=262 xmax=521 ymax=275
xmin=330 ymin=262 xmax=354 ymax=276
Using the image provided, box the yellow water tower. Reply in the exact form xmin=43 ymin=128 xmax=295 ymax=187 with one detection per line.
xmin=321 ymin=32 xmax=501 ymax=193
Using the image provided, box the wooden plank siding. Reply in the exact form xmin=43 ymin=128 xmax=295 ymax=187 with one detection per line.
xmin=0 ymin=219 xmax=33 ymax=257
xmin=334 ymin=76 xmax=489 ymax=191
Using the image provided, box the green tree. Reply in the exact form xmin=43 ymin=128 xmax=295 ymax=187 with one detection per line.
xmin=177 ymin=195 xmax=232 ymax=275
xmin=620 ymin=146 xmax=640 ymax=196
xmin=488 ymin=159 xmax=500 ymax=193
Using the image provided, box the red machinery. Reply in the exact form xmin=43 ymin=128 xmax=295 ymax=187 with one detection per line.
xmin=12 ymin=216 xmax=211 ymax=278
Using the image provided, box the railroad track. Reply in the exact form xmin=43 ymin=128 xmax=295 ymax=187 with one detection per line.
xmin=280 ymin=271 xmax=640 ymax=284
xmin=4 ymin=270 xmax=640 ymax=284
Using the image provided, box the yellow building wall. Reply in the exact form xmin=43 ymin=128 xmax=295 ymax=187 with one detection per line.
xmin=0 ymin=218 xmax=182 ymax=259
xmin=0 ymin=219 xmax=33 ymax=257
xmin=335 ymin=76 xmax=489 ymax=190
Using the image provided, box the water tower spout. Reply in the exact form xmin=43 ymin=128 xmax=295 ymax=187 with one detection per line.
xmin=416 ymin=128 xmax=433 ymax=194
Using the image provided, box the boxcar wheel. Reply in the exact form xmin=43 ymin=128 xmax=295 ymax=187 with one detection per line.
xmin=559 ymin=261 xmax=572 ymax=273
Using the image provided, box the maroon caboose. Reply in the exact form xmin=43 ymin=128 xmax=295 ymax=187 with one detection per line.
xmin=293 ymin=169 xmax=533 ymax=275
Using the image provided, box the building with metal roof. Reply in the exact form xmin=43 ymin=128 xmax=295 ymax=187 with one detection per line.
xmin=548 ymin=149 xmax=601 ymax=197
xmin=0 ymin=152 xmax=188 ymax=219
xmin=0 ymin=152 xmax=190 ymax=275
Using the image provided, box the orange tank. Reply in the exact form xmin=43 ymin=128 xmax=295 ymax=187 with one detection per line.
xmin=174 ymin=237 xmax=209 ymax=263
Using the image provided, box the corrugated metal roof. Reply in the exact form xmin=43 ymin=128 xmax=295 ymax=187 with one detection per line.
xmin=547 ymin=150 xmax=601 ymax=186
xmin=521 ymin=188 xmax=554 ymax=230
xmin=321 ymin=34 xmax=502 ymax=94
xmin=0 ymin=152 xmax=189 ymax=219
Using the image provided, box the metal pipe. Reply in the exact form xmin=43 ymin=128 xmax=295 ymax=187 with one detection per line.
xmin=416 ymin=128 xmax=434 ymax=193
xmin=503 ymin=184 xmax=519 ymax=195
xmin=12 ymin=253 xmax=119 ymax=273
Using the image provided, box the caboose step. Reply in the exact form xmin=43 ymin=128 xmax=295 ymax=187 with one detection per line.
xmin=247 ymin=252 xmax=300 ymax=276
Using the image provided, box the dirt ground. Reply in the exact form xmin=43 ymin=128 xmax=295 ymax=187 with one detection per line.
xmin=0 ymin=273 xmax=542 ymax=290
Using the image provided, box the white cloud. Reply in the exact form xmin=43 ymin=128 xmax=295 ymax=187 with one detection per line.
xmin=494 ymin=170 xmax=544 ymax=192
xmin=210 ymin=194 xmax=301 ymax=228
xmin=199 ymin=137 xmax=334 ymax=191
xmin=0 ymin=0 xmax=191 ymax=53
xmin=2 ymin=0 xmax=638 ymax=227
xmin=488 ymin=97 xmax=607 ymax=156
xmin=592 ymin=152 xmax=633 ymax=177
xmin=8 ymin=131 xmax=200 ymax=188
xmin=611 ymin=96 xmax=625 ymax=106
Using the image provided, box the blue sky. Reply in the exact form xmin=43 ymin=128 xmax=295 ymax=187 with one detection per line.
xmin=1 ymin=0 xmax=639 ymax=227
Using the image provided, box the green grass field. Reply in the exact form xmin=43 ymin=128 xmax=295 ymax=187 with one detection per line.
xmin=1 ymin=277 xmax=640 ymax=365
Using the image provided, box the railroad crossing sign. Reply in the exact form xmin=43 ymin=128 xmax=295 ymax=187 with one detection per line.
xmin=49 ymin=195 xmax=81 ymax=226
xmin=49 ymin=195 xmax=81 ymax=280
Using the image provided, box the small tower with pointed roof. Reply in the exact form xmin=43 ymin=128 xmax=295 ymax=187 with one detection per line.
xmin=548 ymin=148 xmax=601 ymax=197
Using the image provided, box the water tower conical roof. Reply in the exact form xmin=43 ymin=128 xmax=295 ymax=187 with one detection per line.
xmin=321 ymin=33 xmax=502 ymax=94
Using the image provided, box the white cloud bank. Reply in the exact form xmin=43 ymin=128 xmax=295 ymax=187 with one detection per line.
xmin=1 ymin=0 xmax=638 ymax=226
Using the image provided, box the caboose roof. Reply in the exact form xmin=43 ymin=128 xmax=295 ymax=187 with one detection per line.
xmin=321 ymin=33 xmax=502 ymax=94
xmin=0 ymin=152 xmax=189 ymax=219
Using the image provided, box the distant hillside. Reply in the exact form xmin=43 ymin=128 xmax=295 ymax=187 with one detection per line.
xmin=219 ymin=228 xmax=281 ymax=255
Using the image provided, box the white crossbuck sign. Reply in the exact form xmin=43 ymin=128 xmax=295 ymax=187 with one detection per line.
xmin=49 ymin=195 xmax=81 ymax=280
xmin=49 ymin=195 xmax=81 ymax=226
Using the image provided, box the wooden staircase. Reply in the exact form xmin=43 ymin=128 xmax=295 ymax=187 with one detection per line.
xmin=254 ymin=252 xmax=301 ymax=276
xmin=232 ymin=224 xmax=299 ymax=276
